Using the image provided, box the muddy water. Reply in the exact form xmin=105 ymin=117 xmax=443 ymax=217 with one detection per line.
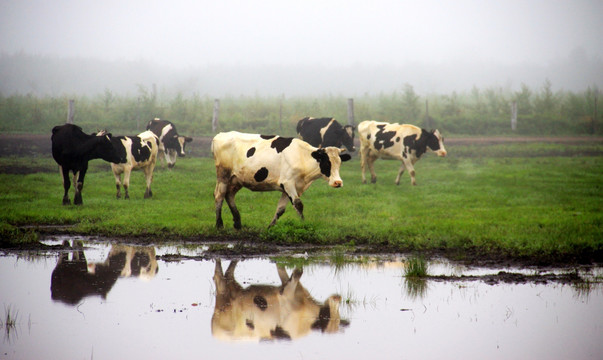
xmin=1 ymin=239 xmax=601 ymax=360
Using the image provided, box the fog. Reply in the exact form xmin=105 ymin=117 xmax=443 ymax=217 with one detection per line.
xmin=1 ymin=0 xmax=602 ymax=96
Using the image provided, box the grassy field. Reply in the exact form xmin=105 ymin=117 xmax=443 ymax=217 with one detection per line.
xmin=0 ymin=142 xmax=602 ymax=264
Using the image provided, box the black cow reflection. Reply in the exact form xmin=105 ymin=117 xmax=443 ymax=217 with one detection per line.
xmin=212 ymin=259 xmax=348 ymax=341
xmin=51 ymin=242 xmax=158 ymax=305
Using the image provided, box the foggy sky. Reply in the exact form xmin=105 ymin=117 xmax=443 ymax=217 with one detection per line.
xmin=1 ymin=0 xmax=602 ymax=95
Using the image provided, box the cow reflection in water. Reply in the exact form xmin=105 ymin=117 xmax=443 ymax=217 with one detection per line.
xmin=212 ymin=259 xmax=347 ymax=341
xmin=51 ymin=242 xmax=158 ymax=305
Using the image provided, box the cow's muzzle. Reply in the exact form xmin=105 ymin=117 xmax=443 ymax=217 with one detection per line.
xmin=331 ymin=180 xmax=343 ymax=188
xmin=437 ymin=150 xmax=447 ymax=157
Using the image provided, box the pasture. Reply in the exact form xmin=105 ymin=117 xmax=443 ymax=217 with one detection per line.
xmin=0 ymin=139 xmax=602 ymax=265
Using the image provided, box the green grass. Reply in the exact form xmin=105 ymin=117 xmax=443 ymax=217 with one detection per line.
xmin=0 ymin=142 xmax=602 ymax=263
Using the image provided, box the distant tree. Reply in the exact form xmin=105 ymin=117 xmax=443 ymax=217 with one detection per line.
xmin=401 ymin=83 xmax=421 ymax=122
xmin=514 ymin=83 xmax=533 ymax=115
xmin=533 ymin=79 xmax=557 ymax=115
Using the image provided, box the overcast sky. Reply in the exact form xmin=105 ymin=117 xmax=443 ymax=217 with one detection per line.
xmin=2 ymin=0 xmax=602 ymax=68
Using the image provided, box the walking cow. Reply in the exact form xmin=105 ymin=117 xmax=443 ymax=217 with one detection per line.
xmin=145 ymin=118 xmax=192 ymax=169
xmin=51 ymin=124 xmax=122 ymax=205
xmin=296 ymin=117 xmax=355 ymax=152
xmin=358 ymin=120 xmax=447 ymax=186
xmin=109 ymin=130 xmax=159 ymax=199
xmin=212 ymin=131 xmax=351 ymax=229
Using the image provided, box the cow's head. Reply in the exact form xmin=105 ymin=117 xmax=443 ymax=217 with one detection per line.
xmin=164 ymin=135 xmax=193 ymax=168
xmin=311 ymin=147 xmax=352 ymax=188
xmin=339 ymin=125 xmax=356 ymax=152
xmin=95 ymin=133 xmax=123 ymax=164
xmin=428 ymin=129 xmax=447 ymax=157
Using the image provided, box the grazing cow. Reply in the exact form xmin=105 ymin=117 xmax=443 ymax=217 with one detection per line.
xmin=211 ymin=131 xmax=352 ymax=229
xmin=145 ymin=118 xmax=192 ymax=169
xmin=51 ymin=124 xmax=122 ymax=205
xmin=212 ymin=259 xmax=346 ymax=341
xmin=296 ymin=117 xmax=355 ymax=152
xmin=358 ymin=120 xmax=447 ymax=186
xmin=50 ymin=241 xmax=158 ymax=305
xmin=109 ymin=130 xmax=159 ymax=199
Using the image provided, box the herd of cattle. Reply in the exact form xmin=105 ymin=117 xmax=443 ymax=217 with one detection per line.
xmin=51 ymin=117 xmax=446 ymax=227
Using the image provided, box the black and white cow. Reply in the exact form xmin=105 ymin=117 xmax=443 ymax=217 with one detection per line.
xmin=212 ymin=259 xmax=345 ymax=341
xmin=109 ymin=130 xmax=159 ymax=199
xmin=51 ymin=124 xmax=122 ymax=205
xmin=50 ymin=242 xmax=158 ymax=305
xmin=145 ymin=118 xmax=192 ymax=169
xmin=296 ymin=117 xmax=355 ymax=152
xmin=212 ymin=131 xmax=352 ymax=229
xmin=358 ymin=120 xmax=447 ymax=186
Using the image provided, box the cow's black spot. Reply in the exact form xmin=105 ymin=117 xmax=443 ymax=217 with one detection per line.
xmin=254 ymin=295 xmax=268 ymax=311
xmin=367 ymin=134 xmax=371 ymax=140
xmin=260 ymin=134 xmax=276 ymax=140
xmin=130 ymin=136 xmax=151 ymax=162
xmin=246 ymin=147 xmax=256 ymax=157
xmin=254 ymin=167 xmax=269 ymax=182
xmin=403 ymin=151 xmax=407 ymax=159
xmin=311 ymin=149 xmax=331 ymax=177
xmin=246 ymin=320 xmax=255 ymax=329
xmin=396 ymin=137 xmax=400 ymax=142
xmin=271 ymin=137 xmax=293 ymax=153
xmin=374 ymin=126 xmax=396 ymax=150
xmin=271 ymin=326 xmax=292 ymax=340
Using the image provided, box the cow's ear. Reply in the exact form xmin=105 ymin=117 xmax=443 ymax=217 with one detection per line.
xmin=185 ymin=137 xmax=193 ymax=142
xmin=340 ymin=153 xmax=352 ymax=162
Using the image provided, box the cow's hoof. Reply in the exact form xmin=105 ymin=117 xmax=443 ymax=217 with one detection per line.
xmin=62 ymin=199 xmax=71 ymax=205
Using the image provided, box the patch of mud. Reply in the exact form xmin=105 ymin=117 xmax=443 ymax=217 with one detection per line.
xmin=428 ymin=270 xmax=584 ymax=285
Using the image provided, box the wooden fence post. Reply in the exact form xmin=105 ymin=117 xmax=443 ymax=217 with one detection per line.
xmin=347 ymin=98 xmax=355 ymax=126
xmin=67 ymin=99 xmax=75 ymax=124
xmin=212 ymin=99 xmax=220 ymax=133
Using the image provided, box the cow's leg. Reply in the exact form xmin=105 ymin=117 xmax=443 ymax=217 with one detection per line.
xmin=74 ymin=167 xmax=87 ymax=205
xmin=276 ymin=265 xmax=289 ymax=285
xmin=281 ymin=268 xmax=302 ymax=299
xmin=113 ymin=169 xmax=122 ymax=199
xmin=367 ymin=155 xmax=378 ymax=184
xmin=402 ymin=157 xmax=417 ymax=186
xmin=225 ymin=183 xmax=242 ymax=229
xmin=360 ymin=146 xmax=369 ymax=184
xmin=143 ymin=165 xmax=154 ymax=198
xmin=269 ymin=193 xmax=291 ymax=227
xmin=395 ymin=161 xmax=406 ymax=185
xmin=214 ymin=180 xmax=228 ymax=229
xmin=123 ymin=168 xmax=132 ymax=199
xmin=60 ymin=165 xmax=71 ymax=205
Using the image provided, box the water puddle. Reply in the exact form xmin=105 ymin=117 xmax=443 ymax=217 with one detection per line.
xmin=1 ymin=238 xmax=601 ymax=360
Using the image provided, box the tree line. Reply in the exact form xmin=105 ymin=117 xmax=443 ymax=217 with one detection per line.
xmin=0 ymin=81 xmax=599 ymax=136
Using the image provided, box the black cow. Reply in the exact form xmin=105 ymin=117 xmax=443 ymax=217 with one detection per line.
xmin=296 ymin=117 xmax=355 ymax=152
xmin=51 ymin=124 xmax=122 ymax=205
xmin=145 ymin=118 xmax=192 ymax=169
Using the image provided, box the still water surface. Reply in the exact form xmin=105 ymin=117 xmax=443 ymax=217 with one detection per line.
xmin=1 ymin=238 xmax=601 ymax=360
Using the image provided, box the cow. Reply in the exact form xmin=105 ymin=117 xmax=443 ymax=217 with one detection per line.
xmin=211 ymin=131 xmax=352 ymax=229
xmin=51 ymin=124 xmax=122 ymax=205
xmin=358 ymin=120 xmax=447 ymax=186
xmin=212 ymin=259 xmax=346 ymax=341
xmin=296 ymin=117 xmax=355 ymax=152
xmin=109 ymin=130 xmax=159 ymax=199
xmin=50 ymin=241 xmax=158 ymax=305
xmin=145 ymin=118 xmax=192 ymax=169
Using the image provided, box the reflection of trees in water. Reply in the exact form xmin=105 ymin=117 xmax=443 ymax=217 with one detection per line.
xmin=50 ymin=241 xmax=158 ymax=306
